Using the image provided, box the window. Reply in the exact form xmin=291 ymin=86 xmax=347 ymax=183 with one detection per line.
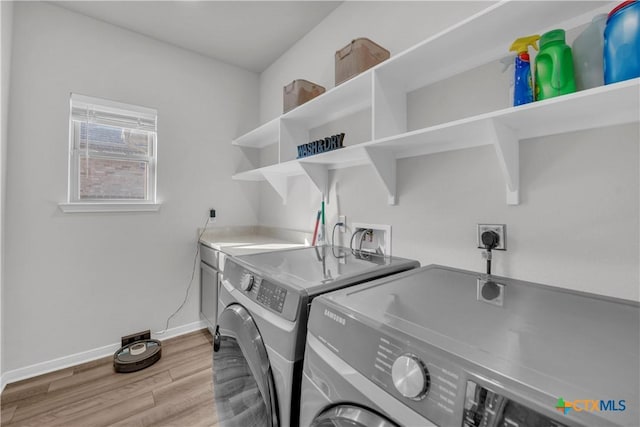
xmin=64 ymin=94 xmax=158 ymax=211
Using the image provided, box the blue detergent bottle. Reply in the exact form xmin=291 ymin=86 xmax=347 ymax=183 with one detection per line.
xmin=509 ymin=35 xmax=540 ymax=106
xmin=604 ymin=0 xmax=640 ymax=84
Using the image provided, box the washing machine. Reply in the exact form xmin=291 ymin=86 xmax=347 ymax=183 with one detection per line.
xmin=212 ymin=245 xmax=420 ymax=427
xmin=199 ymin=237 xmax=303 ymax=334
xmin=301 ymin=265 xmax=640 ymax=427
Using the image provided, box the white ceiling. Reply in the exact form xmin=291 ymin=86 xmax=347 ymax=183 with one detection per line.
xmin=52 ymin=1 xmax=342 ymax=73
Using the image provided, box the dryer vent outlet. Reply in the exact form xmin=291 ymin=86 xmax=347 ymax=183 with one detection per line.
xmin=122 ymin=330 xmax=151 ymax=347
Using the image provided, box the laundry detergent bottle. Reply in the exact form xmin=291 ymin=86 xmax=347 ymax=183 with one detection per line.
xmin=604 ymin=0 xmax=640 ymax=84
xmin=509 ymin=35 xmax=540 ymax=106
xmin=535 ymin=29 xmax=576 ymax=100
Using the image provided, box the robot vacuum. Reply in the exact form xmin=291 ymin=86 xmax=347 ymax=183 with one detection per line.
xmin=113 ymin=339 xmax=162 ymax=373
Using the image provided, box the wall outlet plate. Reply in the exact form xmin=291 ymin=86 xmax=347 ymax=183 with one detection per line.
xmin=338 ymin=215 xmax=346 ymax=233
xmin=477 ymin=224 xmax=506 ymax=250
xmin=122 ymin=329 xmax=151 ymax=347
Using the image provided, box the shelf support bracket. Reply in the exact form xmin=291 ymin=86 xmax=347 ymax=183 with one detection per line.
xmin=364 ymin=146 xmax=397 ymax=205
xmin=489 ymin=119 xmax=519 ymax=205
xmin=299 ymin=162 xmax=329 ymax=202
xmin=262 ymin=172 xmax=288 ymax=205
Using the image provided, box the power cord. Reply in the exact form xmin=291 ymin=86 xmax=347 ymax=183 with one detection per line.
xmin=331 ymin=222 xmax=345 ymax=258
xmin=358 ymin=229 xmax=372 ymax=260
xmin=359 ymin=230 xmax=367 ymax=251
xmin=155 ymin=216 xmax=210 ymax=335
xmin=350 ymin=228 xmax=366 ymax=254
xmin=350 ymin=228 xmax=374 ymax=256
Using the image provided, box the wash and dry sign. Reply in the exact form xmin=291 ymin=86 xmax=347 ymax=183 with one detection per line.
xmin=297 ymin=133 xmax=345 ymax=159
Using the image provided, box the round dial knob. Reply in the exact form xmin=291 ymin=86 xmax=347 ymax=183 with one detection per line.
xmin=391 ymin=354 xmax=429 ymax=400
xmin=240 ymin=274 xmax=254 ymax=291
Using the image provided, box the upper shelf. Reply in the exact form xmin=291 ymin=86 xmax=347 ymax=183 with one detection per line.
xmin=376 ymin=1 xmax=612 ymax=92
xmin=232 ymin=118 xmax=279 ymax=148
xmin=282 ymin=71 xmax=372 ymax=128
xmin=232 ymin=72 xmax=373 ymax=149
xmin=232 ymin=0 xmax=613 ymax=148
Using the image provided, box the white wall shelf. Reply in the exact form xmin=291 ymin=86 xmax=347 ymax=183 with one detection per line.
xmin=283 ymin=71 xmax=372 ymax=128
xmin=376 ymin=1 xmax=612 ymax=92
xmin=231 ymin=0 xmax=636 ymax=205
xmin=232 ymin=73 xmax=372 ymax=151
xmin=232 ymin=117 xmax=279 ymax=148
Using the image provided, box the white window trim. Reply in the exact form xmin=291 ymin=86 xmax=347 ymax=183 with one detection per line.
xmin=64 ymin=93 xmax=160 ymax=212
xmin=58 ymin=202 xmax=161 ymax=213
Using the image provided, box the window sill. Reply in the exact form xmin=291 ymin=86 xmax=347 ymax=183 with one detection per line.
xmin=58 ymin=202 xmax=162 ymax=213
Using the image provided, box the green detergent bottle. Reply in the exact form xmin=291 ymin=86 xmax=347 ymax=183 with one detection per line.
xmin=535 ymin=29 xmax=576 ymax=100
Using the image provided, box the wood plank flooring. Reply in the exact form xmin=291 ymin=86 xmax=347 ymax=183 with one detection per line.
xmin=1 ymin=329 xmax=217 ymax=427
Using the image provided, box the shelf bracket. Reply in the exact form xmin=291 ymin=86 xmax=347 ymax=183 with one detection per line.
xmin=489 ymin=119 xmax=519 ymax=205
xmin=364 ymin=146 xmax=397 ymax=205
xmin=299 ymin=162 xmax=329 ymax=202
xmin=262 ymin=172 xmax=288 ymax=205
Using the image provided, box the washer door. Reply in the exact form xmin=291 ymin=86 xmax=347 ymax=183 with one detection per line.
xmin=213 ymin=304 xmax=278 ymax=427
xmin=311 ymin=405 xmax=398 ymax=427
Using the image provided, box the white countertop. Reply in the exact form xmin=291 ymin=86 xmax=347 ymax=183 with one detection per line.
xmin=199 ymin=226 xmax=309 ymax=256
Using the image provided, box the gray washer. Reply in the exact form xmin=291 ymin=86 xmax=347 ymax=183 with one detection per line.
xmin=213 ymin=246 xmax=420 ymax=427
xmin=199 ymin=238 xmax=303 ymax=334
xmin=301 ymin=265 xmax=640 ymax=427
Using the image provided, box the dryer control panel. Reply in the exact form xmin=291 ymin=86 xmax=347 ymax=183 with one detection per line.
xmin=308 ymin=300 xmax=467 ymax=426
xmin=308 ymin=297 xmax=576 ymax=427
xmin=463 ymin=381 xmax=567 ymax=427
xmin=369 ymin=334 xmax=464 ymax=425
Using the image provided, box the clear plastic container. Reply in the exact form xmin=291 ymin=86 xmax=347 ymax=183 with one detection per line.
xmin=572 ymin=14 xmax=607 ymax=90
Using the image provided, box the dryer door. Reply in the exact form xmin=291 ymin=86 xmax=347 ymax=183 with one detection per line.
xmin=213 ymin=304 xmax=278 ymax=427
xmin=311 ymin=405 xmax=398 ymax=427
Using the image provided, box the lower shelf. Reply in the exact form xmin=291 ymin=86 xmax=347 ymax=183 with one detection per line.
xmin=232 ymin=78 xmax=640 ymax=206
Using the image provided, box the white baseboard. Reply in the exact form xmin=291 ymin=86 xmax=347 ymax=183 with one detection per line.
xmin=0 ymin=320 xmax=207 ymax=393
xmin=150 ymin=320 xmax=208 ymax=341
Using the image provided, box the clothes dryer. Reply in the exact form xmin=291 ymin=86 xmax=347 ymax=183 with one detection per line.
xmin=301 ymin=265 xmax=639 ymax=427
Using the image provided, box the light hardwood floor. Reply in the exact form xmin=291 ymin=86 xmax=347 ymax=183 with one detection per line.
xmin=1 ymin=329 xmax=217 ymax=427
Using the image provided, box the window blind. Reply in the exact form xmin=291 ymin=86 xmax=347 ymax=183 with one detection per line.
xmin=70 ymin=94 xmax=157 ymax=132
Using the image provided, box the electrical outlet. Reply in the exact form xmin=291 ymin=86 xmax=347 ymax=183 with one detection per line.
xmin=352 ymin=222 xmax=391 ymax=256
xmin=338 ymin=215 xmax=346 ymax=233
xmin=477 ymin=224 xmax=506 ymax=250
xmin=122 ymin=329 xmax=151 ymax=347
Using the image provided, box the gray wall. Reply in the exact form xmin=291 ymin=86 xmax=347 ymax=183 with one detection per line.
xmin=4 ymin=2 xmax=259 ymax=372
xmin=1 ymin=0 xmax=15 ymax=382
xmin=257 ymin=1 xmax=639 ymax=301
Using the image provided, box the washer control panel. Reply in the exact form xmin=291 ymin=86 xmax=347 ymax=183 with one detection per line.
xmin=223 ymin=259 xmax=297 ymax=320
xmin=256 ymin=280 xmax=287 ymax=313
